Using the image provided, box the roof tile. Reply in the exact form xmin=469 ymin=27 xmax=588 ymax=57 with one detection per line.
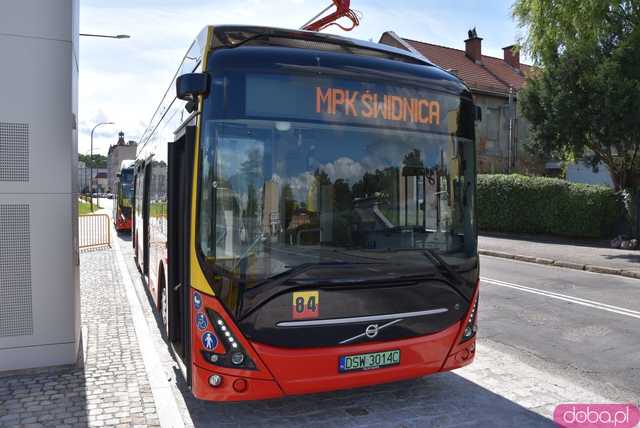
xmin=401 ymin=37 xmax=531 ymax=95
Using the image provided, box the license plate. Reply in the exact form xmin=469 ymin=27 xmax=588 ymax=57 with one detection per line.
xmin=339 ymin=350 xmax=400 ymax=372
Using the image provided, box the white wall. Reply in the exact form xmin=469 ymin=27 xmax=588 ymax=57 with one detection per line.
xmin=0 ymin=0 xmax=80 ymax=371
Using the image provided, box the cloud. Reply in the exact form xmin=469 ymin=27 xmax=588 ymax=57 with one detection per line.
xmin=287 ymin=171 xmax=316 ymax=202
xmin=79 ymin=0 xmax=523 ymax=154
xmin=79 ymin=0 xmax=320 ymax=154
xmin=320 ymin=157 xmax=366 ymax=184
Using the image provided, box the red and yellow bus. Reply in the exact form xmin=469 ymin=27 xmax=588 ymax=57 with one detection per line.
xmin=114 ymin=160 xmax=134 ymax=232
xmin=133 ymin=25 xmax=479 ymax=401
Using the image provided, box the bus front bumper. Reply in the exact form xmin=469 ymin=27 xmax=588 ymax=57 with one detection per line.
xmin=191 ymin=321 xmax=475 ymax=401
xmin=115 ymin=216 xmax=132 ymax=231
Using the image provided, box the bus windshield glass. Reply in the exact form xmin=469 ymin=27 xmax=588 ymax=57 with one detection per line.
xmin=120 ymin=169 xmax=134 ymax=201
xmin=198 ymin=73 xmax=476 ymax=282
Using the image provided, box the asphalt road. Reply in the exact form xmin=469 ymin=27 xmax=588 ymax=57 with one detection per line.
xmin=479 ymin=256 xmax=640 ymax=402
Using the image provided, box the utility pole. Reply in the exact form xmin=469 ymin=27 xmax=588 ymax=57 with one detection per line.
xmin=80 ymin=32 xmax=128 ymax=211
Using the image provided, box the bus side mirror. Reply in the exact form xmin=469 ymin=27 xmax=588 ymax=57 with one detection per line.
xmin=475 ymin=106 xmax=482 ymax=122
xmin=176 ymin=73 xmax=209 ymax=103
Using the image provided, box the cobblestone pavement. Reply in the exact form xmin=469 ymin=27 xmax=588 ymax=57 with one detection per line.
xmin=0 ymin=247 xmax=160 ymax=428
xmin=116 ymin=234 xmax=616 ymax=428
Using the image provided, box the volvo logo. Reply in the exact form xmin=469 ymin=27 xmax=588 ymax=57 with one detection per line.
xmin=340 ymin=318 xmax=403 ymax=344
xmin=365 ymin=324 xmax=379 ymax=339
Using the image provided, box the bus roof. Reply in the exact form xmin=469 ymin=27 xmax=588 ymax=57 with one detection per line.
xmin=208 ymin=25 xmax=434 ymax=66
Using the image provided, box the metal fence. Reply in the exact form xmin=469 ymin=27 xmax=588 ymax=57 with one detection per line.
xmin=79 ymin=214 xmax=111 ymax=249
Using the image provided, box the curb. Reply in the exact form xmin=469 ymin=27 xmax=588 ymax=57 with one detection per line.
xmin=478 ymin=249 xmax=640 ymax=280
xmin=113 ymin=234 xmax=187 ymax=428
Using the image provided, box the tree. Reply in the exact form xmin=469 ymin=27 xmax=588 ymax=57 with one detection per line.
xmin=402 ymin=149 xmax=426 ymax=177
xmin=514 ymin=0 xmax=640 ymax=190
xmin=239 ymin=149 xmax=262 ymax=239
xmin=79 ymin=154 xmax=108 ymax=168
xmin=280 ymin=184 xmax=297 ymax=231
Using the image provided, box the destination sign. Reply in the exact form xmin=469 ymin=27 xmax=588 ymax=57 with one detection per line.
xmin=315 ymin=88 xmax=441 ymax=126
xmin=245 ymin=74 xmax=458 ymax=132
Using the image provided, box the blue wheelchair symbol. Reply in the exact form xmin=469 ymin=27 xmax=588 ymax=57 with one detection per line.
xmin=202 ymin=332 xmax=217 ymax=350
xmin=193 ymin=292 xmax=202 ymax=310
xmin=196 ymin=313 xmax=208 ymax=330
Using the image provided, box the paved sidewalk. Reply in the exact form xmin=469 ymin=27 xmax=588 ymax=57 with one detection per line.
xmin=479 ymin=234 xmax=640 ymax=278
xmin=0 ymin=248 xmax=160 ymax=428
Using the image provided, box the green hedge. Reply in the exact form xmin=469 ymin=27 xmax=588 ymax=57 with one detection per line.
xmin=477 ymin=174 xmax=622 ymax=238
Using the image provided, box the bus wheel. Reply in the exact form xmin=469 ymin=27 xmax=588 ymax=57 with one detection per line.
xmin=161 ymin=285 xmax=168 ymax=336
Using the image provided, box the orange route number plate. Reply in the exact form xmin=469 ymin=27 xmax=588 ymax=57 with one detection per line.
xmin=292 ymin=291 xmax=319 ymax=319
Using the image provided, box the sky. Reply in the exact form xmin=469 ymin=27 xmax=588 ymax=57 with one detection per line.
xmin=79 ymin=0 xmax=526 ymax=156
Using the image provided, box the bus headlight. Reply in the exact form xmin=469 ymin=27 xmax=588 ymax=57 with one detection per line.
xmin=202 ymin=309 xmax=256 ymax=370
xmin=460 ymin=298 xmax=478 ymax=342
xmin=208 ymin=374 xmax=222 ymax=387
xmin=231 ymin=352 xmax=245 ymax=365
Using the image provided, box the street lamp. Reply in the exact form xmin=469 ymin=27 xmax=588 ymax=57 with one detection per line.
xmin=90 ymin=122 xmax=115 ymax=212
xmin=80 ymin=33 xmax=131 ymax=39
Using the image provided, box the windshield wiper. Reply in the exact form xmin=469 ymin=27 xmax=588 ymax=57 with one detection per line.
xmin=423 ymin=249 xmax=455 ymax=277
xmin=423 ymin=249 xmax=471 ymax=299
xmin=224 ymin=33 xmax=270 ymax=49
xmin=238 ymin=261 xmax=376 ymax=319
xmin=248 ymin=261 xmax=376 ymax=290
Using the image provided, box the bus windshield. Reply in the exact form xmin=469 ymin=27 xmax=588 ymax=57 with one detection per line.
xmin=199 ymin=119 xmax=475 ymax=282
xmin=120 ymin=169 xmax=134 ymax=202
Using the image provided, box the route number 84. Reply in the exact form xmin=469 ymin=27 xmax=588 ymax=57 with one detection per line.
xmin=292 ymin=291 xmax=319 ymax=319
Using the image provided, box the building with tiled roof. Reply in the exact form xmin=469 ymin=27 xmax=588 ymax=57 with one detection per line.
xmin=380 ymin=30 xmax=539 ymax=173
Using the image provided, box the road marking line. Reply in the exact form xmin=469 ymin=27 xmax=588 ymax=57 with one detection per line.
xmin=482 ymin=277 xmax=640 ymax=315
xmin=481 ymin=276 xmax=640 ymax=320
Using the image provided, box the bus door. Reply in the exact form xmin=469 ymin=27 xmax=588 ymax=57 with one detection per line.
xmin=113 ymin=177 xmax=119 ymax=224
xmin=167 ymin=124 xmax=195 ymax=375
xmin=133 ymin=165 xmax=144 ymax=260
xmin=142 ymin=163 xmax=152 ymax=276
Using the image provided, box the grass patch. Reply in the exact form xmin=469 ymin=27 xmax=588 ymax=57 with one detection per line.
xmin=79 ymin=200 xmax=98 ymax=215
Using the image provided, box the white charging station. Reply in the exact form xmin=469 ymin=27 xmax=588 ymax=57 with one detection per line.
xmin=0 ymin=0 xmax=80 ymax=371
